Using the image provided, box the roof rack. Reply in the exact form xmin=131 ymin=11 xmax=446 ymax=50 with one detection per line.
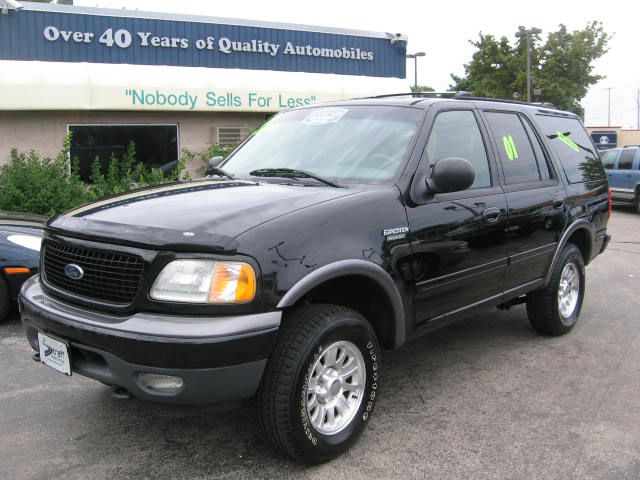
xmin=364 ymin=91 xmax=471 ymax=99
xmin=459 ymin=96 xmax=558 ymax=109
xmin=360 ymin=92 xmax=559 ymax=110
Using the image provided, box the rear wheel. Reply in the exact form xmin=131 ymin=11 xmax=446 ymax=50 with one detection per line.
xmin=0 ymin=275 xmax=10 ymax=323
xmin=257 ymin=303 xmax=381 ymax=464
xmin=634 ymin=192 xmax=640 ymax=214
xmin=526 ymin=244 xmax=585 ymax=336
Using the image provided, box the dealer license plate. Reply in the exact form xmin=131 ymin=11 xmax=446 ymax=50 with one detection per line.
xmin=38 ymin=332 xmax=71 ymax=376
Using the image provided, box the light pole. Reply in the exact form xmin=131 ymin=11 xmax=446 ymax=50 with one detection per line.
xmin=515 ymin=27 xmax=542 ymax=102
xmin=636 ymin=88 xmax=640 ymax=130
xmin=603 ymin=87 xmax=613 ymax=127
xmin=406 ymin=52 xmax=426 ymax=91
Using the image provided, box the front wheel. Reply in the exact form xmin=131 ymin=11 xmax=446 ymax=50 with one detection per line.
xmin=526 ymin=244 xmax=585 ymax=335
xmin=257 ymin=304 xmax=381 ymax=464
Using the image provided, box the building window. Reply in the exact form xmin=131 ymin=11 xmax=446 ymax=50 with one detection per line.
xmin=217 ymin=127 xmax=250 ymax=146
xmin=68 ymin=124 xmax=179 ymax=181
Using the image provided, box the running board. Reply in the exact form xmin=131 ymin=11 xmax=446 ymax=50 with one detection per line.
xmin=497 ymin=295 xmax=527 ymax=311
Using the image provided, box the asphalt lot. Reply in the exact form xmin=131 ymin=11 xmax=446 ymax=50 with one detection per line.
xmin=1 ymin=209 xmax=639 ymax=480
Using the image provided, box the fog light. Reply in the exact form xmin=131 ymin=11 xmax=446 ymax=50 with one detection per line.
xmin=138 ymin=373 xmax=184 ymax=393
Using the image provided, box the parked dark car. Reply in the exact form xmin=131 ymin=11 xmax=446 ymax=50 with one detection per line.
xmin=600 ymin=145 xmax=640 ymax=212
xmin=20 ymin=94 xmax=610 ymax=463
xmin=0 ymin=211 xmax=44 ymax=322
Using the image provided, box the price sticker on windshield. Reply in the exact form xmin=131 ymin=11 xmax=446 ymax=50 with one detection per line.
xmin=302 ymin=107 xmax=348 ymax=126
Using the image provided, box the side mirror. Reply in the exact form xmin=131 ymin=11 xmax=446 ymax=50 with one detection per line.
xmin=426 ymin=157 xmax=475 ymax=194
xmin=206 ymin=156 xmax=224 ymax=175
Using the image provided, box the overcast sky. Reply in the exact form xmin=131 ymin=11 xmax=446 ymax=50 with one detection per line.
xmin=75 ymin=0 xmax=640 ymax=129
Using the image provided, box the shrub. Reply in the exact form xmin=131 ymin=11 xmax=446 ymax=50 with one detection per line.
xmin=0 ymin=136 xmax=193 ymax=217
xmin=0 ymin=136 xmax=90 ymax=217
xmin=87 ymin=141 xmax=191 ymax=199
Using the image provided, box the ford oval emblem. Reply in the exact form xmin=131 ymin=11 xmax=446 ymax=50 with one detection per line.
xmin=64 ymin=263 xmax=84 ymax=280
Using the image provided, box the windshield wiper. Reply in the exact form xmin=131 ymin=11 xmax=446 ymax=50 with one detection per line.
xmin=248 ymin=168 xmax=342 ymax=188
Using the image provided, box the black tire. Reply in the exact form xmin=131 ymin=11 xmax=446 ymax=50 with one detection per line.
xmin=526 ymin=243 xmax=585 ymax=336
xmin=256 ymin=303 xmax=381 ymax=464
xmin=0 ymin=275 xmax=10 ymax=323
xmin=634 ymin=193 xmax=640 ymax=214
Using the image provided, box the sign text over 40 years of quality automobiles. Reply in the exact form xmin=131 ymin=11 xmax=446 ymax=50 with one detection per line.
xmin=42 ymin=25 xmax=376 ymax=62
xmin=0 ymin=5 xmax=407 ymax=77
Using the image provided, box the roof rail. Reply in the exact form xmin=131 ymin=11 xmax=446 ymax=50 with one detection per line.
xmin=623 ymin=145 xmax=640 ymax=148
xmin=359 ymin=92 xmax=560 ymax=110
xmin=362 ymin=91 xmax=472 ymax=99
xmin=449 ymin=95 xmax=559 ymax=109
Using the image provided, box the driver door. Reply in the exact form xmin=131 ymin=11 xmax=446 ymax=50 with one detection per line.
xmin=405 ymin=106 xmax=508 ymax=323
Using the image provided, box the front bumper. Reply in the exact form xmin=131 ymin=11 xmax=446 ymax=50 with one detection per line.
xmin=19 ymin=276 xmax=281 ymax=404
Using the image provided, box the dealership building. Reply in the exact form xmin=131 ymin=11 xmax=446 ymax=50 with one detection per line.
xmin=0 ymin=1 xmax=408 ymax=176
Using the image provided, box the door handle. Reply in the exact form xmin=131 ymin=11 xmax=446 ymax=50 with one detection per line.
xmin=482 ymin=207 xmax=501 ymax=223
xmin=553 ymin=196 xmax=566 ymax=209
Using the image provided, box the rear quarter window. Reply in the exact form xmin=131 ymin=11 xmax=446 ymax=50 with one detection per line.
xmin=601 ymin=149 xmax=617 ymax=169
xmin=536 ymin=115 xmax=606 ymax=183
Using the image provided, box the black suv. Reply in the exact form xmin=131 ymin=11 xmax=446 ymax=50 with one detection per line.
xmin=20 ymin=94 xmax=611 ymax=463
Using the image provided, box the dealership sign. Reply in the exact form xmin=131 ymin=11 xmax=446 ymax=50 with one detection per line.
xmin=0 ymin=3 xmax=406 ymax=78
xmin=0 ymin=58 xmax=393 ymax=111
xmin=591 ymin=131 xmax=618 ymax=150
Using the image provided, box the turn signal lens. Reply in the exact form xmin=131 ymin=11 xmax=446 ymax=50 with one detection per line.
xmin=4 ymin=267 xmax=31 ymax=275
xmin=209 ymin=262 xmax=256 ymax=303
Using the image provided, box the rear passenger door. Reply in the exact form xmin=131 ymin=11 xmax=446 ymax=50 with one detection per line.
xmin=480 ymin=110 xmax=567 ymax=292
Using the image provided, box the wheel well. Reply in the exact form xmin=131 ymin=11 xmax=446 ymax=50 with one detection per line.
xmin=290 ymin=275 xmax=395 ymax=349
xmin=566 ymin=228 xmax=592 ymax=265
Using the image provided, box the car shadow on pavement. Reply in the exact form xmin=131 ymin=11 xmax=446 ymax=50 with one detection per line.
xmin=66 ymin=306 xmax=540 ymax=477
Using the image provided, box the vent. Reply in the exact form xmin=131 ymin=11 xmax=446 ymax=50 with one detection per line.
xmin=217 ymin=127 xmax=250 ymax=146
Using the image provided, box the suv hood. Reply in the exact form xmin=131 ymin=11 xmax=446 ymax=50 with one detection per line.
xmin=47 ymin=180 xmax=358 ymax=251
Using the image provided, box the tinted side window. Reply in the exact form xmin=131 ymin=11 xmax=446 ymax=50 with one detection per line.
xmin=484 ymin=111 xmax=541 ymax=184
xmin=536 ymin=115 xmax=605 ymax=183
xmin=601 ymin=150 xmax=617 ymax=169
xmin=618 ymin=149 xmax=635 ymax=170
xmin=426 ymin=110 xmax=491 ymax=188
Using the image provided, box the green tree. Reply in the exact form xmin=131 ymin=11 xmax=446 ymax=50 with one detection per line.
xmin=410 ymin=85 xmax=436 ymax=93
xmin=450 ymin=22 xmax=609 ymax=115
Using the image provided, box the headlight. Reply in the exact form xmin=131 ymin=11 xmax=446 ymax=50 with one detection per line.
xmin=150 ymin=259 xmax=256 ymax=304
xmin=7 ymin=234 xmax=42 ymax=252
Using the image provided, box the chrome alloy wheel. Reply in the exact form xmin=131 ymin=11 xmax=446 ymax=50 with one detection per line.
xmin=558 ymin=261 xmax=580 ymax=322
xmin=305 ymin=340 xmax=366 ymax=436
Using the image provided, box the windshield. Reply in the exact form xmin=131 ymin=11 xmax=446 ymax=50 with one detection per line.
xmin=221 ymin=106 xmax=423 ymax=184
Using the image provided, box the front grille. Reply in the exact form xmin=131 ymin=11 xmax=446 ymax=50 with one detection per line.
xmin=42 ymin=239 xmax=144 ymax=305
